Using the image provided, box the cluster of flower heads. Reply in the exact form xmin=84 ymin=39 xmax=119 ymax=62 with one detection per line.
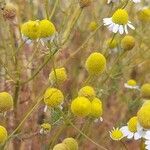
xmin=21 ymin=19 xmax=56 ymax=42
xmin=124 ymin=80 xmax=150 ymax=98
xmin=110 ymin=82 xmax=150 ymax=149
xmin=53 ymin=137 xmax=78 ymax=150
xmin=71 ymin=86 xmax=103 ymax=122
xmin=106 ymin=35 xmax=135 ymax=53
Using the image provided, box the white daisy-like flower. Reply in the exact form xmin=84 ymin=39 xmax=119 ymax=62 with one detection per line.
xmin=124 ymin=79 xmax=139 ymax=89
xmin=110 ymin=127 xmax=124 ymax=141
xmin=120 ymin=116 xmax=145 ymax=140
xmin=103 ymin=9 xmax=135 ymax=34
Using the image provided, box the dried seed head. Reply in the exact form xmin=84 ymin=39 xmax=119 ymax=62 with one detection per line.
xmin=79 ymin=0 xmax=91 ymax=8
xmin=3 ymin=3 xmax=17 ymax=20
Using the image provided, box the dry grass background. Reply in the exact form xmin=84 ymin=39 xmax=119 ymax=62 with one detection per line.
xmin=0 ymin=0 xmax=150 ymax=149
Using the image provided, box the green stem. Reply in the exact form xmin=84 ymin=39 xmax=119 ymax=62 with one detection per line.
xmin=63 ymin=25 xmax=102 ymax=66
xmin=8 ymin=97 xmax=43 ymax=139
xmin=20 ymin=48 xmax=58 ymax=85
xmin=48 ymin=124 xmax=66 ymax=149
xmin=49 ymin=0 xmax=59 ymax=20
xmin=57 ymin=108 xmax=108 ymax=150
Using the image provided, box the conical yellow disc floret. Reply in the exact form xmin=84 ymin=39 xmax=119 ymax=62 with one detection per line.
xmin=112 ymin=9 xmax=129 ymax=25
xmin=71 ymin=97 xmax=91 ymax=117
xmin=0 ymin=92 xmax=13 ymax=113
xmin=63 ymin=137 xmax=78 ymax=150
xmin=90 ymin=98 xmax=103 ymax=118
xmin=0 ymin=125 xmax=7 ymax=144
xmin=137 ymin=105 xmax=150 ymax=129
xmin=53 ymin=143 xmax=68 ymax=150
xmin=21 ymin=20 xmax=40 ymax=39
xmin=78 ymin=86 xmax=95 ymax=100
xmin=49 ymin=68 xmax=67 ymax=84
xmin=39 ymin=19 xmax=56 ymax=38
xmin=85 ymin=52 xmax=106 ymax=75
xmin=44 ymin=88 xmax=64 ymax=107
xmin=121 ymin=35 xmax=135 ymax=51
xmin=127 ymin=79 xmax=137 ymax=86
xmin=127 ymin=116 xmax=138 ymax=132
xmin=138 ymin=8 xmax=150 ymax=22
xmin=140 ymin=83 xmax=150 ymax=99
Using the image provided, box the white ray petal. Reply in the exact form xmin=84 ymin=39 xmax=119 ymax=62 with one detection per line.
xmin=119 ymin=25 xmax=124 ymax=34
xmin=112 ymin=24 xmax=119 ymax=33
xmin=128 ymin=23 xmax=135 ymax=30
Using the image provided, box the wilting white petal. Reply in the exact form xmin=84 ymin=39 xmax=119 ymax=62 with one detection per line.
xmin=127 ymin=23 xmax=135 ymax=30
xmin=145 ymin=144 xmax=150 ymax=150
xmin=103 ymin=18 xmax=112 ymax=25
xmin=112 ymin=24 xmax=119 ymax=33
xmin=127 ymin=133 xmax=134 ymax=139
xmin=119 ymin=25 xmax=124 ymax=34
xmin=108 ymin=23 xmax=115 ymax=31
xmin=145 ymin=140 xmax=150 ymax=145
xmin=124 ymin=25 xmax=128 ymax=34
xmin=134 ymin=132 xmax=142 ymax=140
xmin=145 ymin=131 xmax=150 ymax=140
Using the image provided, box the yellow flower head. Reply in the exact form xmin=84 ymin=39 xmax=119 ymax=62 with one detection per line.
xmin=140 ymin=83 xmax=150 ymax=99
xmin=3 ymin=3 xmax=17 ymax=20
xmin=127 ymin=79 xmax=137 ymax=86
xmin=90 ymin=98 xmax=103 ymax=118
xmin=41 ymin=123 xmax=51 ymax=132
xmin=53 ymin=143 xmax=68 ymax=150
xmin=138 ymin=8 xmax=150 ymax=22
xmin=63 ymin=137 xmax=78 ymax=150
xmin=112 ymin=9 xmax=129 ymax=25
xmin=78 ymin=86 xmax=95 ymax=100
xmin=21 ymin=20 xmax=40 ymax=39
xmin=121 ymin=35 xmax=135 ymax=51
xmin=137 ymin=104 xmax=150 ymax=129
xmin=127 ymin=116 xmax=138 ymax=133
xmin=49 ymin=68 xmax=67 ymax=84
xmin=0 ymin=92 xmax=13 ymax=113
xmin=71 ymin=97 xmax=91 ymax=117
xmin=88 ymin=21 xmax=98 ymax=31
xmin=0 ymin=125 xmax=7 ymax=144
xmin=85 ymin=52 xmax=106 ymax=76
xmin=110 ymin=128 xmax=124 ymax=141
xmin=44 ymin=88 xmax=64 ymax=107
xmin=79 ymin=0 xmax=91 ymax=8
xmin=106 ymin=38 xmax=117 ymax=49
xmin=39 ymin=19 xmax=56 ymax=38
